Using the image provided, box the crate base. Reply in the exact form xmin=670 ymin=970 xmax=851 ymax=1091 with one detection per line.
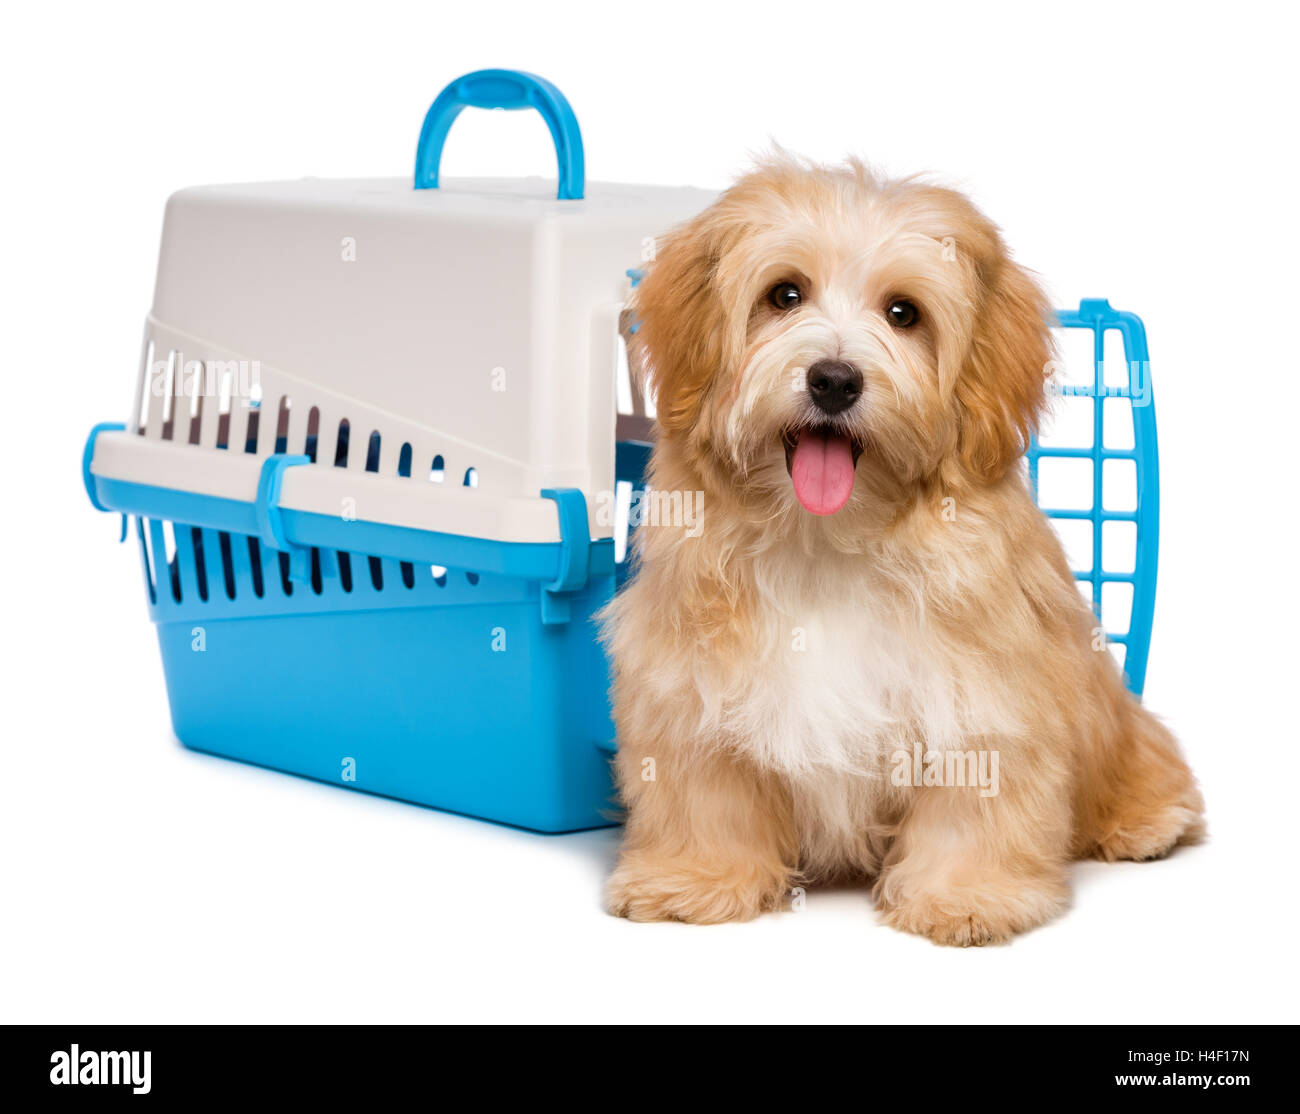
xmin=155 ymin=586 xmax=618 ymax=833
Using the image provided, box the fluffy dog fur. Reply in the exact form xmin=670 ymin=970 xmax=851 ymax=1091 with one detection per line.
xmin=602 ymin=156 xmax=1204 ymax=944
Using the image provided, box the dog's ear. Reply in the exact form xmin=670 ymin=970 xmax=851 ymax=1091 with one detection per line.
xmin=631 ymin=211 xmax=734 ymax=436
xmin=954 ymin=253 xmax=1054 ymax=482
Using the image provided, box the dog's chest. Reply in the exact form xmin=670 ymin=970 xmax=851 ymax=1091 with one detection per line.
xmin=722 ymin=579 xmax=959 ymax=776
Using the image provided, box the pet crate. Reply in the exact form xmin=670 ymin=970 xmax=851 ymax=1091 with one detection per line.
xmin=83 ymin=70 xmax=1160 ymax=832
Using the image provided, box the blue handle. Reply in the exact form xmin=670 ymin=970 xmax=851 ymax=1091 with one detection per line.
xmin=414 ymin=69 xmax=585 ymax=200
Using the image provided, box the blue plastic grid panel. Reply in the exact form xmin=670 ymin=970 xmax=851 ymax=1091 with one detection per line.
xmin=1028 ymin=300 xmax=1158 ymax=697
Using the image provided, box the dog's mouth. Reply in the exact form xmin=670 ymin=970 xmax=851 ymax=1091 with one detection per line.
xmin=782 ymin=424 xmax=864 ymax=516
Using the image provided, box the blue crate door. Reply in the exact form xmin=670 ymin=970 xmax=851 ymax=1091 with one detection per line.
xmin=1027 ymin=299 xmax=1158 ymax=697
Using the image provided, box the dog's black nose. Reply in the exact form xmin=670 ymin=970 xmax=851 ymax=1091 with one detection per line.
xmin=806 ymin=359 xmax=863 ymax=415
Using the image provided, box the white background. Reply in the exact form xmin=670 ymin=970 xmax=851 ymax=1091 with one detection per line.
xmin=3 ymin=0 xmax=1297 ymax=1024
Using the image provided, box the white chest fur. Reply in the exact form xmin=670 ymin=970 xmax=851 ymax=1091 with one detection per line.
xmin=723 ymin=577 xmax=953 ymax=776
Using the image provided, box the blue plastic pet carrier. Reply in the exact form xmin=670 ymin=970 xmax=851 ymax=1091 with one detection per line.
xmin=82 ymin=71 xmax=1160 ymax=832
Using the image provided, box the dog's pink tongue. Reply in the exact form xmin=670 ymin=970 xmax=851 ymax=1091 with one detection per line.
xmin=791 ymin=429 xmax=856 ymax=515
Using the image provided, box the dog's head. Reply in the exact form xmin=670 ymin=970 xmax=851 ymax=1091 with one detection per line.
xmin=632 ymin=157 xmax=1054 ymax=516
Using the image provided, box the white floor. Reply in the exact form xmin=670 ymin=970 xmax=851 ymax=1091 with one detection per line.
xmin=3 ymin=555 xmax=1292 ymax=1023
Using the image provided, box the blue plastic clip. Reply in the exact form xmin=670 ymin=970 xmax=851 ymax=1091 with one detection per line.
xmin=83 ymin=421 xmax=128 ymax=541
xmin=254 ymin=454 xmax=315 ymax=584
xmin=538 ymin=488 xmax=592 ymax=625
xmin=625 ymin=268 xmax=644 ymax=334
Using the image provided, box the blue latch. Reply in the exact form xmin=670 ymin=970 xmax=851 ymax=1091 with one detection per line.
xmin=82 ymin=421 xmax=128 ymax=541
xmin=253 ymin=454 xmax=336 ymax=584
xmin=538 ymin=488 xmax=592 ymax=625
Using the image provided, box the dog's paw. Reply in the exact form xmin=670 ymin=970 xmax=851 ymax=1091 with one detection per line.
xmin=1093 ymin=803 xmax=1206 ymax=863
xmin=875 ymin=876 xmax=1068 ymax=947
xmin=606 ymin=856 xmax=788 ymax=924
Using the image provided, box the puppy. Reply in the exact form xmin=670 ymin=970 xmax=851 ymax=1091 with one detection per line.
xmin=602 ymin=156 xmax=1204 ymax=945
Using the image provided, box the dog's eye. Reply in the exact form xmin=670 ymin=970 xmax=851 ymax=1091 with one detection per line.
xmin=768 ymin=282 xmax=802 ymax=311
xmin=887 ymin=299 xmax=919 ymax=329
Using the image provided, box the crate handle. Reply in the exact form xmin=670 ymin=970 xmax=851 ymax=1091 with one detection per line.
xmin=414 ymin=69 xmax=585 ymax=200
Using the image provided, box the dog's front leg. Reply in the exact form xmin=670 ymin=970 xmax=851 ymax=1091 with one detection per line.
xmin=874 ymin=760 xmax=1072 ymax=946
xmin=607 ymin=741 xmax=796 ymax=924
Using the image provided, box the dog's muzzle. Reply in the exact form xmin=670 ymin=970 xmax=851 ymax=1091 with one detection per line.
xmin=779 ymin=360 xmax=864 ymax=516
xmin=806 ymin=359 xmax=863 ymax=415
